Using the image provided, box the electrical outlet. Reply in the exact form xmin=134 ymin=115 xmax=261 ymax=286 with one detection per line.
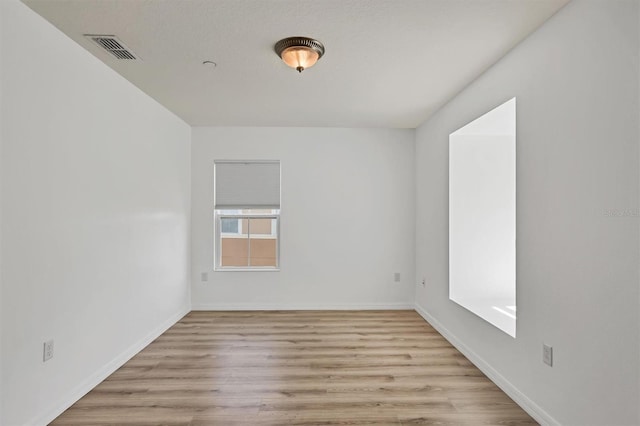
xmin=201 ymin=272 xmax=208 ymax=282
xmin=43 ymin=340 xmax=54 ymax=362
xmin=421 ymin=278 xmax=426 ymax=287
xmin=394 ymin=272 xmax=401 ymax=283
xmin=543 ymin=344 xmax=553 ymax=366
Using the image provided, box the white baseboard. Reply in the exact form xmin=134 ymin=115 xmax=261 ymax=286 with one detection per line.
xmin=413 ymin=303 xmax=559 ymax=426
xmin=29 ymin=305 xmax=191 ymax=426
xmin=191 ymin=302 xmax=414 ymax=311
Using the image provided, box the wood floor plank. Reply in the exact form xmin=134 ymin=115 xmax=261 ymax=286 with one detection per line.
xmin=51 ymin=311 xmax=536 ymax=425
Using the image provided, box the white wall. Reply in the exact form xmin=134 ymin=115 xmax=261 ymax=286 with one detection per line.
xmin=192 ymin=127 xmax=415 ymax=309
xmin=415 ymin=1 xmax=639 ymax=425
xmin=0 ymin=1 xmax=4 ymax=422
xmin=0 ymin=1 xmax=191 ymax=425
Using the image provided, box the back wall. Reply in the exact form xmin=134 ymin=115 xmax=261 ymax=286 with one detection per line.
xmin=191 ymin=127 xmax=415 ymax=309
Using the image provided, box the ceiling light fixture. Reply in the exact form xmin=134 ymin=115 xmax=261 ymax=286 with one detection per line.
xmin=274 ymin=37 xmax=325 ymax=73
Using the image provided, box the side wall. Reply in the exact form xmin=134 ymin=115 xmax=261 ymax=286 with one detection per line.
xmin=414 ymin=1 xmax=639 ymax=424
xmin=191 ymin=127 xmax=415 ymax=310
xmin=0 ymin=1 xmax=3 ymax=421
xmin=0 ymin=2 xmax=192 ymax=424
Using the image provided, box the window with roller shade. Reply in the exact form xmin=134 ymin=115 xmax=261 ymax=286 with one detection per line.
xmin=214 ymin=161 xmax=280 ymax=270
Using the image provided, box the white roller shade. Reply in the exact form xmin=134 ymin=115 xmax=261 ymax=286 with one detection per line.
xmin=215 ymin=161 xmax=281 ymax=209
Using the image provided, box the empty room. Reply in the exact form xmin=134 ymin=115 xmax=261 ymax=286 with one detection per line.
xmin=1 ymin=0 xmax=639 ymax=425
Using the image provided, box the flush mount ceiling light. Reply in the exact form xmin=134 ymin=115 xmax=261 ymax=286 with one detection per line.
xmin=274 ymin=37 xmax=325 ymax=73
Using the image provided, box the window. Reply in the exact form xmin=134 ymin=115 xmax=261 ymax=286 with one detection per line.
xmin=214 ymin=161 xmax=280 ymax=270
xmin=216 ymin=210 xmax=279 ymax=268
xmin=449 ymin=97 xmax=516 ymax=337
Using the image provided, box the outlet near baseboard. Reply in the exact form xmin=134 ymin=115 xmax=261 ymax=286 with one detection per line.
xmin=543 ymin=344 xmax=553 ymax=366
xmin=43 ymin=340 xmax=54 ymax=362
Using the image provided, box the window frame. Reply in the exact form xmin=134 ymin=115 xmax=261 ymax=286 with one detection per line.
xmin=214 ymin=210 xmax=280 ymax=271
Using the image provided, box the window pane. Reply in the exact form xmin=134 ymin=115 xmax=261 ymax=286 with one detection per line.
xmin=249 ymin=217 xmax=273 ymax=236
xmin=221 ymin=236 xmax=249 ymax=266
xmin=249 ymin=218 xmax=277 ymax=267
xmin=220 ymin=218 xmax=248 ymax=266
xmin=221 ymin=217 xmax=239 ymax=233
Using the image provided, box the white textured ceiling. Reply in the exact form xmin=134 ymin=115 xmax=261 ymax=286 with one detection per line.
xmin=23 ymin=0 xmax=569 ymax=128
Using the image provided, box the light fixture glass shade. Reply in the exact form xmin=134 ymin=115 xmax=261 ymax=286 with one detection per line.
xmin=280 ymin=46 xmax=319 ymax=71
xmin=274 ymin=37 xmax=325 ymax=73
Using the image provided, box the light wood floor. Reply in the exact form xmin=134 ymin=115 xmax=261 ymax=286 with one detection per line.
xmin=52 ymin=310 xmax=536 ymax=425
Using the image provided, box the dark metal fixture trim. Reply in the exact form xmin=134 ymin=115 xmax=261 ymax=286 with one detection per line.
xmin=274 ymin=37 xmax=325 ymax=72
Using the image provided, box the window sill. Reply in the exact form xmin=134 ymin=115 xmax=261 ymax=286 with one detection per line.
xmin=214 ymin=268 xmax=280 ymax=272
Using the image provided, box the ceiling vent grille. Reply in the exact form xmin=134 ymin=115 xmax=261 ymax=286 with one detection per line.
xmin=84 ymin=35 xmax=138 ymax=60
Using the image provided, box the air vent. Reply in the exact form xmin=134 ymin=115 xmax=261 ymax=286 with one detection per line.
xmin=84 ymin=35 xmax=139 ymax=60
